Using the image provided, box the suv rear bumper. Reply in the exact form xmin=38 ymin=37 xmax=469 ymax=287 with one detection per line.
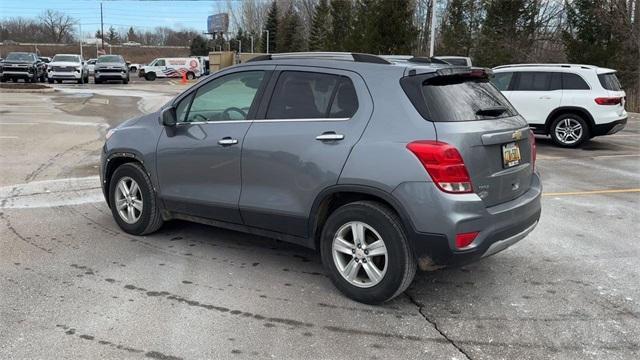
xmin=392 ymin=172 xmax=542 ymax=269
xmin=592 ymin=117 xmax=627 ymax=136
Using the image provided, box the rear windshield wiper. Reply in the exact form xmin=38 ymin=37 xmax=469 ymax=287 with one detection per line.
xmin=475 ymin=106 xmax=508 ymax=117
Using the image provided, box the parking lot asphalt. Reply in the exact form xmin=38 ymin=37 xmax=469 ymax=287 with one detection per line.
xmin=1 ymin=81 xmax=638 ymax=360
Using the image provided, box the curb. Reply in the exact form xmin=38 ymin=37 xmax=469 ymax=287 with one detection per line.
xmin=0 ymin=87 xmax=56 ymax=93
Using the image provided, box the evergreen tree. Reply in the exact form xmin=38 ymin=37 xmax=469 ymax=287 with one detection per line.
xmin=279 ymin=5 xmax=305 ymax=52
xmin=563 ymin=0 xmax=617 ymax=67
xmin=564 ymin=0 xmax=638 ymax=93
xmin=330 ymin=0 xmax=354 ymax=51
xmin=370 ymin=0 xmax=417 ymax=54
xmin=439 ymin=0 xmax=474 ymax=56
xmin=190 ymin=35 xmax=209 ymax=56
xmin=107 ymin=26 xmax=119 ymax=44
xmin=127 ymin=27 xmax=137 ymax=42
xmin=309 ymin=0 xmax=331 ymax=51
xmin=232 ymin=27 xmax=251 ymax=52
xmin=475 ymin=0 xmax=538 ymax=67
xmin=261 ymin=1 xmax=278 ymax=53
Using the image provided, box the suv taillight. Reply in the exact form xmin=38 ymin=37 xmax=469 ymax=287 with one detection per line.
xmin=530 ymin=130 xmax=536 ymax=170
xmin=406 ymin=141 xmax=473 ymax=193
xmin=594 ymin=97 xmax=622 ymax=105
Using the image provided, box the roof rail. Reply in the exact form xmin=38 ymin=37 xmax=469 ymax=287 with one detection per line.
xmin=493 ymin=63 xmax=597 ymax=70
xmin=380 ymin=55 xmax=450 ymax=65
xmin=245 ymin=52 xmax=391 ymax=65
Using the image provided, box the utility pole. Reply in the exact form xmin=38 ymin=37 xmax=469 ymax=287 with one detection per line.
xmin=429 ymin=0 xmax=436 ymax=57
xmin=100 ymin=2 xmax=104 ymax=50
xmin=250 ymin=36 xmax=254 ymax=53
xmin=264 ymin=30 xmax=269 ymax=54
xmin=238 ymin=40 xmax=242 ymax=54
xmin=79 ymin=23 xmax=83 ymax=58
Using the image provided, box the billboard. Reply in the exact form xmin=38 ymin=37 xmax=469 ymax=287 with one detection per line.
xmin=207 ymin=13 xmax=229 ymax=33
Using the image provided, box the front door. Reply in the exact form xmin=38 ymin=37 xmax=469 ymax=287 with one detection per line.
xmin=239 ymin=67 xmax=373 ymax=237
xmin=156 ymin=69 xmax=271 ymax=223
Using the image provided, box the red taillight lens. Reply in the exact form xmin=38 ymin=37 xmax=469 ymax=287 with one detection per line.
xmin=530 ymin=130 xmax=536 ymax=170
xmin=594 ymin=97 xmax=622 ymax=105
xmin=456 ymin=231 xmax=479 ymax=249
xmin=406 ymin=141 xmax=473 ymax=193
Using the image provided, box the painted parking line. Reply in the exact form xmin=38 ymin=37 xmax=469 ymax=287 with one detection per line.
xmin=543 ymin=188 xmax=640 ymax=197
xmin=0 ymin=136 xmax=19 ymax=139
xmin=537 ymin=153 xmax=640 ymax=161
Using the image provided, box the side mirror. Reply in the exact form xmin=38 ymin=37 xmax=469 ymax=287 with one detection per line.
xmin=161 ymin=107 xmax=177 ymax=127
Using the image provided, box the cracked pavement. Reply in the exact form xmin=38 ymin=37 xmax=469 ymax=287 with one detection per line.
xmin=1 ymin=81 xmax=639 ymax=359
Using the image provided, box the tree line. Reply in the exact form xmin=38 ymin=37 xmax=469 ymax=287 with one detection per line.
xmin=0 ymin=10 xmax=201 ymax=47
xmin=223 ymin=0 xmax=638 ymax=105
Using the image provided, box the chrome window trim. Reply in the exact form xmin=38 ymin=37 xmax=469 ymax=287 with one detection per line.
xmin=175 ymin=117 xmax=350 ymax=126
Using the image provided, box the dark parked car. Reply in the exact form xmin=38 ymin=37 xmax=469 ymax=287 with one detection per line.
xmin=101 ymin=52 xmax=541 ymax=304
xmin=0 ymin=52 xmax=46 ymax=83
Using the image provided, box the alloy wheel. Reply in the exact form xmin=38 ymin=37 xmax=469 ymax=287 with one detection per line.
xmin=332 ymin=221 xmax=388 ymax=288
xmin=555 ymin=118 xmax=583 ymax=145
xmin=114 ymin=177 xmax=143 ymax=224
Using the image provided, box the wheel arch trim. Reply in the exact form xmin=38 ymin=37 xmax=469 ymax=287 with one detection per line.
xmin=308 ymin=184 xmax=418 ymax=249
xmin=545 ymin=106 xmax=595 ymax=133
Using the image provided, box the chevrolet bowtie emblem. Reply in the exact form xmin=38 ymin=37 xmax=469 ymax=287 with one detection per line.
xmin=512 ymin=130 xmax=522 ymax=140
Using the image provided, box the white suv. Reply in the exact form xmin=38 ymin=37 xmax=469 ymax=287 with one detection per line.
xmin=492 ymin=64 xmax=627 ymax=147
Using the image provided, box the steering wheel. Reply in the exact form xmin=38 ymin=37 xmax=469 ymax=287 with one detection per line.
xmin=222 ymin=107 xmax=247 ymax=120
xmin=191 ymin=113 xmax=208 ymax=122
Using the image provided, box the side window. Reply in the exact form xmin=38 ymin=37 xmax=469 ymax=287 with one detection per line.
xmin=156 ymin=60 xmax=165 ymax=67
xmin=185 ymin=71 xmax=264 ymax=122
xmin=491 ymin=72 xmax=513 ymax=91
xmin=513 ymin=72 xmax=551 ymax=91
xmin=329 ymin=77 xmax=359 ymax=118
xmin=266 ymin=71 xmax=343 ymax=119
xmin=562 ymin=73 xmax=590 ymax=90
xmin=549 ymin=72 xmax=562 ymax=90
xmin=175 ymin=93 xmax=194 ymax=122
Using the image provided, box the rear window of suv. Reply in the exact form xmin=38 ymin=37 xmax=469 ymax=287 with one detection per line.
xmin=419 ymin=76 xmax=516 ymax=121
xmin=598 ymin=73 xmax=622 ymax=91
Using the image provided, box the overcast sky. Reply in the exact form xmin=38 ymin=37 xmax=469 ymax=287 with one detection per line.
xmin=0 ymin=0 xmax=240 ymax=36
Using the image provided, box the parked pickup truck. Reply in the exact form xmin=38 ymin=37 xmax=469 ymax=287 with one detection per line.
xmin=0 ymin=52 xmax=46 ymax=83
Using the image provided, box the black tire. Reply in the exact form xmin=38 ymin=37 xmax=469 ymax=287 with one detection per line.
xmin=94 ymin=78 xmax=101 ymax=84
xmin=77 ymin=76 xmax=84 ymax=84
xmin=108 ymin=162 xmax=163 ymax=235
xmin=186 ymin=72 xmax=195 ymax=80
xmin=47 ymin=78 xmax=54 ymax=84
xmin=550 ymin=113 xmax=590 ymax=148
xmin=12 ymin=78 xmax=17 ymax=83
xmin=145 ymin=72 xmax=156 ymax=81
xmin=123 ymin=77 xmax=129 ymax=84
xmin=0 ymin=77 xmax=6 ymax=83
xmin=56 ymin=79 xmax=62 ymax=84
xmin=39 ymin=74 xmax=45 ymax=82
xmin=30 ymin=76 xmax=37 ymax=83
xmin=320 ymin=201 xmax=416 ymax=304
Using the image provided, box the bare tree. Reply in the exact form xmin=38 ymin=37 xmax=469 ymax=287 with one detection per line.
xmin=39 ymin=9 xmax=76 ymax=43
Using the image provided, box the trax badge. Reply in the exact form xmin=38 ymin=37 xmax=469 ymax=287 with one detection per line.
xmin=512 ymin=130 xmax=522 ymax=140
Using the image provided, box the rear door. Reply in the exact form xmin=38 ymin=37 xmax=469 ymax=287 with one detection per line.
xmin=417 ymin=73 xmax=535 ymax=206
xmin=506 ymin=71 xmax=562 ymax=125
xmin=239 ymin=67 xmax=373 ymax=237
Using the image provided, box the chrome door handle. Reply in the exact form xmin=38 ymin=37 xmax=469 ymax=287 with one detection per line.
xmin=316 ymin=133 xmax=344 ymax=141
xmin=539 ymin=96 xmax=551 ymax=100
xmin=218 ymin=137 xmax=238 ymax=146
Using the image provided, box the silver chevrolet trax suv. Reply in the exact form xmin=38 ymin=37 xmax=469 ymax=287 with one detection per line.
xmin=101 ymin=52 xmax=541 ymax=304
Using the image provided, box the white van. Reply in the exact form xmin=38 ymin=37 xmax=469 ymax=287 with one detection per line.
xmin=139 ymin=57 xmax=203 ymax=81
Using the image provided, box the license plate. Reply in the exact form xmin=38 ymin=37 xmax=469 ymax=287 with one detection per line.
xmin=502 ymin=142 xmax=521 ymax=168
